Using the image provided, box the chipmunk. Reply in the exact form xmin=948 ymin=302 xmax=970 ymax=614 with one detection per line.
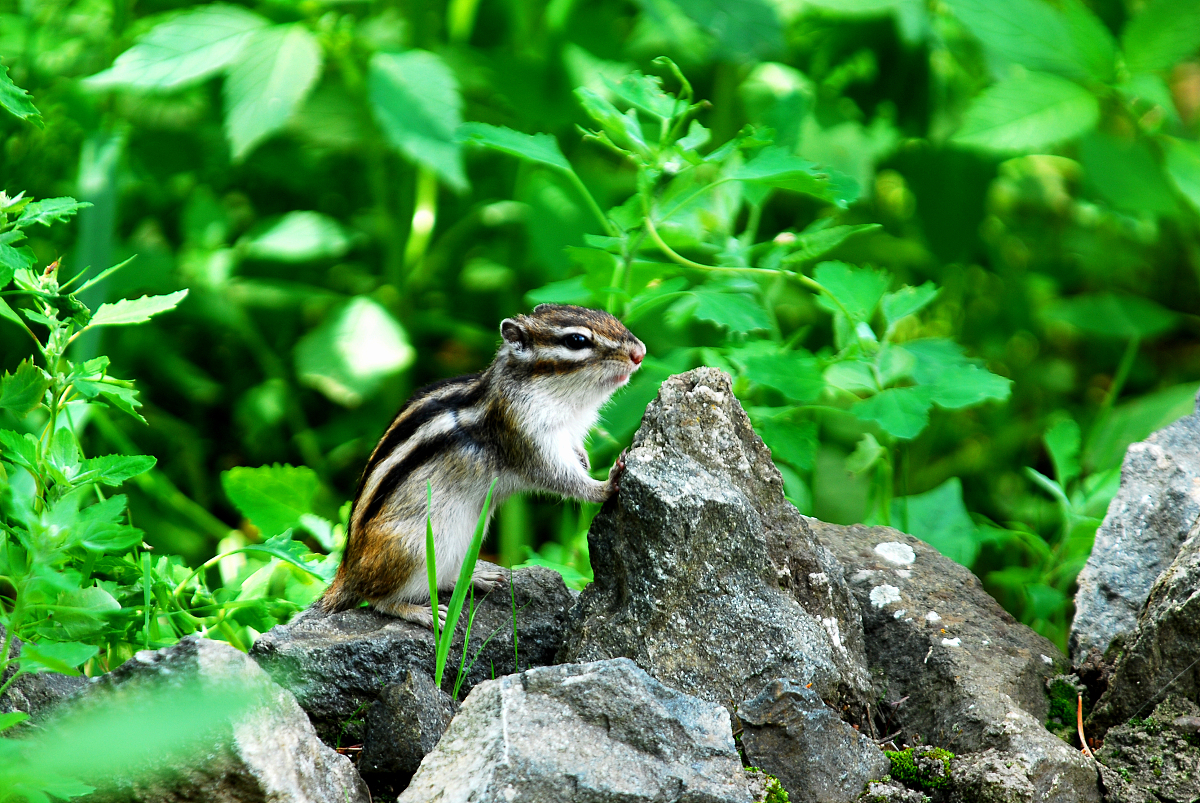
xmin=313 ymin=304 xmax=646 ymax=628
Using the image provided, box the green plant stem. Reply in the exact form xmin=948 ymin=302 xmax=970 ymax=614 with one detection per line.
xmin=404 ymin=166 xmax=439 ymax=278
xmin=563 ymin=170 xmax=617 ymax=237
xmin=447 ymin=0 xmax=483 ymax=42
xmin=1088 ymin=336 xmax=1139 ymax=447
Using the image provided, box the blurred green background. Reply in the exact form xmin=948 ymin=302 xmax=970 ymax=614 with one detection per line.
xmin=3 ymin=0 xmax=1200 ymax=655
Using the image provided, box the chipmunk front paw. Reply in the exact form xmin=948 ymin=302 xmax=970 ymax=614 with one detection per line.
xmin=471 ymin=568 xmax=507 ymax=594
xmin=606 ymin=448 xmax=629 ymax=496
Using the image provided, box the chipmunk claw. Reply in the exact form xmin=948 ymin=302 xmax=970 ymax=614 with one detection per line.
xmin=607 ymin=448 xmax=629 ymax=496
xmin=471 ymin=569 xmax=507 ymax=594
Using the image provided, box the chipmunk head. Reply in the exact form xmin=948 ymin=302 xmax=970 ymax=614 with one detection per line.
xmin=499 ymin=304 xmax=646 ymax=405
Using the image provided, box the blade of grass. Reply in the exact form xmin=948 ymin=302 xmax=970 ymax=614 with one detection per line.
xmin=425 ymin=483 xmax=441 ymax=651
xmin=434 ymin=477 xmax=498 ymax=691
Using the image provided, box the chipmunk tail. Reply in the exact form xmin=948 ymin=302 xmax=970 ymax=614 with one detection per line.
xmin=311 ymin=575 xmax=360 ymax=615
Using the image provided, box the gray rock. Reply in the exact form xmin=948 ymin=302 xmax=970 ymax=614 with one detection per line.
xmin=739 ymin=680 xmax=890 ymax=803
xmin=251 ymin=563 xmax=571 ymax=745
xmin=950 ymin=750 xmax=1037 ymax=802
xmin=815 ymin=522 xmax=1101 ymax=803
xmin=0 ymin=624 xmax=87 ymax=726
xmin=398 ymin=657 xmax=763 ymax=803
xmin=858 ymin=780 xmax=929 ymax=802
xmin=1070 ymin=394 xmax=1200 ymax=665
xmin=1093 ymin=696 xmax=1200 ymax=803
xmin=559 ymin=368 xmax=872 ymax=714
xmin=1091 ymin=520 xmax=1200 ymax=731
xmin=358 ymin=668 xmax=458 ymax=799
xmin=81 ymin=636 xmax=369 ymax=803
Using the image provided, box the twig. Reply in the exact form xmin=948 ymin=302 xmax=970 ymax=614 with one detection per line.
xmin=1077 ymin=695 xmax=1095 ymax=760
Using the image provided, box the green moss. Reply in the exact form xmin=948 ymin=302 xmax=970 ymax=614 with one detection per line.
xmin=884 ymin=746 xmax=955 ymax=790
xmin=1046 ymin=676 xmax=1082 ymax=731
xmin=1128 ymin=717 xmax=1164 ymax=735
xmin=745 ymin=767 xmax=790 ymax=803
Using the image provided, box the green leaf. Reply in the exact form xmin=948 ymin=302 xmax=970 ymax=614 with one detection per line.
xmin=222 ymin=464 xmax=319 ymax=537
xmin=0 ymin=64 xmax=41 ymax=128
xmin=77 ymin=454 xmax=157 ymax=486
xmin=1079 ymin=133 xmax=1178 ymax=215
xmin=49 ymin=428 xmax=81 ymax=477
xmin=674 ymin=0 xmax=784 ymax=59
xmin=56 ymin=586 xmax=121 ymax=639
xmin=74 ymin=495 xmax=144 ymax=552
xmin=845 ymin=433 xmax=884 ymax=475
xmin=83 ymin=4 xmax=268 ymax=90
xmin=1044 ymin=293 xmax=1179 ymax=339
xmin=813 ymin=261 xmax=891 ymax=324
xmin=241 ymin=212 xmax=350 ymax=262
xmin=369 ymin=50 xmax=466 ymax=190
xmin=852 ymin=386 xmax=933 ymax=440
xmin=0 ymin=712 xmax=30 ymax=733
xmin=732 ymin=146 xmax=859 ymax=206
xmin=753 ymin=415 xmax=818 ymax=471
xmin=16 ymin=198 xmax=91 ymax=228
xmin=1121 ymin=0 xmax=1200 ymax=74
xmin=740 ymin=350 xmax=825 ymax=403
xmin=891 ymin=478 xmax=979 ymax=566
xmin=458 ymin=123 xmax=572 ymax=172
xmin=668 ymin=285 xmax=771 ymax=334
xmin=223 ymin=24 xmax=323 ymax=161
xmin=944 ymin=0 xmax=1112 ymax=81
xmin=19 ymin=642 xmax=99 ymax=675
xmin=926 ymin=365 xmax=1012 ymax=409
xmin=881 ymin=282 xmax=939 ymax=329
xmin=242 ymin=532 xmax=331 ymax=580
xmin=601 ymin=71 xmax=680 ymax=119
xmin=86 ymin=290 xmax=188 ymax=329
xmin=952 ymin=71 xmax=1099 ymax=153
xmin=295 ymin=296 xmax=415 ymax=406
xmin=574 ymin=88 xmax=649 ymax=154
xmin=0 ymin=360 xmax=50 ymax=417
xmin=0 ymin=429 xmax=39 ymax=471
xmin=1085 ymin=381 xmax=1199 ymax=471
xmin=1045 ymin=419 xmax=1082 ymax=488
xmin=1164 ymin=137 xmax=1200 ymax=217
xmin=0 ymin=241 xmax=35 ymax=285
xmin=779 ymin=223 xmax=881 ymax=266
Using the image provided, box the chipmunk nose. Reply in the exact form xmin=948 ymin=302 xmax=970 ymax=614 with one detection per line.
xmin=630 ymin=342 xmax=645 ymax=366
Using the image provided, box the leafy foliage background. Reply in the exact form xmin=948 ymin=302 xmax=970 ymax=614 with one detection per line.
xmin=2 ymin=0 xmax=1200 ymax=671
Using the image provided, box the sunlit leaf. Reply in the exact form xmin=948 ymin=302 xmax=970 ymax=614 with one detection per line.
xmin=732 ymin=146 xmax=858 ymax=206
xmin=851 ymin=386 xmax=933 ymax=440
xmin=926 ymin=364 xmax=1012 ymax=409
xmin=242 ymin=532 xmax=334 ymax=580
xmin=0 ymin=360 xmax=49 ymax=417
xmin=953 ymin=71 xmax=1099 ymax=153
xmin=1045 ymin=419 xmax=1081 ymax=488
xmin=881 ymin=282 xmax=939 ymax=328
xmin=241 ymin=212 xmax=350 ymax=262
xmin=891 ymin=478 xmax=979 ymax=566
xmin=369 ymin=50 xmax=466 ymax=190
xmin=16 ymin=198 xmax=91 ymax=228
xmin=813 ymin=261 xmax=890 ymax=324
xmin=222 ymin=464 xmax=320 ymax=538
xmin=458 ymin=122 xmax=572 ymax=171
xmin=223 ymin=24 xmax=322 ymax=160
xmin=295 ymin=296 xmax=415 ymax=406
xmin=574 ymin=88 xmax=649 ymax=154
xmin=0 ymin=64 xmax=41 ymax=128
xmin=83 ymin=4 xmax=268 ymax=90
xmin=77 ymin=454 xmax=157 ymax=486
xmin=87 ymin=290 xmax=189 ymax=329
xmin=19 ymin=642 xmax=99 ymax=675
xmin=1121 ymin=0 xmax=1200 ymax=74
xmin=0 ymin=712 xmax=30 ymax=733
xmin=601 ymin=71 xmax=680 ymax=119
xmin=739 ymin=350 xmax=825 ymax=403
xmin=668 ymin=285 xmax=771 ymax=334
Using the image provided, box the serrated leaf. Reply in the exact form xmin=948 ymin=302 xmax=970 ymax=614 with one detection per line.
xmin=0 ymin=360 xmax=49 ymax=416
xmin=732 ymin=146 xmax=859 ymax=206
xmin=926 ymin=364 xmax=1012 ymax=409
xmin=779 ymin=223 xmax=881 ymax=266
xmin=1045 ymin=293 xmax=1179 ymax=339
xmin=1121 ymin=0 xmax=1200 ymax=74
xmin=49 ymin=427 xmax=81 ymax=477
xmin=223 ymin=24 xmax=323 ymax=160
xmin=369 ymin=50 xmax=466 ymax=190
xmin=0 ymin=64 xmax=41 ymax=128
xmin=1045 ymin=418 xmax=1081 ymax=488
xmin=0 ymin=429 xmax=39 ymax=471
xmin=295 ymin=296 xmax=415 ymax=406
xmin=87 ymin=290 xmax=188 ymax=329
xmin=458 ymin=122 xmax=572 ymax=172
xmin=668 ymin=285 xmax=771 ymax=334
xmin=16 ymin=198 xmax=91 ymax=228
xmin=222 ymin=464 xmax=319 ymax=537
xmin=242 ymin=532 xmax=330 ymax=579
xmin=77 ymin=454 xmax=157 ymax=486
xmin=84 ymin=4 xmax=268 ymax=90
xmin=852 ymin=386 xmax=933 ymax=440
xmin=953 ymin=71 xmax=1099 ymax=153
xmin=241 ymin=212 xmax=350 ymax=262
xmin=943 ymin=0 xmax=1110 ymax=81
xmin=813 ymin=261 xmax=891 ymax=324
xmin=74 ymin=495 xmax=144 ymax=551
xmin=740 ymin=350 xmax=825 ymax=403
xmin=0 ymin=241 xmax=35 ymax=285
xmin=891 ymin=478 xmax=979 ymax=566
xmin=574 ymin=87 xmax=648 ymax=154
xmin=57 ymin=586 xmax=121 ymax=639
xmin=601 ymin=71 xmax=680 ymax=119
xmin=753 ymin=415 xmax=818 ymax=471
xmin=882 ymin=282 xmax=939 ymax=328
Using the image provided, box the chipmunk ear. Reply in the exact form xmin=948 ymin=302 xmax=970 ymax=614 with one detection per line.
xmin=500 ymin=318 xmax=528 ymax=349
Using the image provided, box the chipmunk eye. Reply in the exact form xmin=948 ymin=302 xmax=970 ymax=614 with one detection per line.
xmin=561 ymin=333 xmax=591 ymax=350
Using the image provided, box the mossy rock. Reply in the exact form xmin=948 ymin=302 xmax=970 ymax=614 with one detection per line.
xmin=883 ymin=746 xmax=954 ymax=791
xmin=746 ymin=767 xmax=791 ymax=803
